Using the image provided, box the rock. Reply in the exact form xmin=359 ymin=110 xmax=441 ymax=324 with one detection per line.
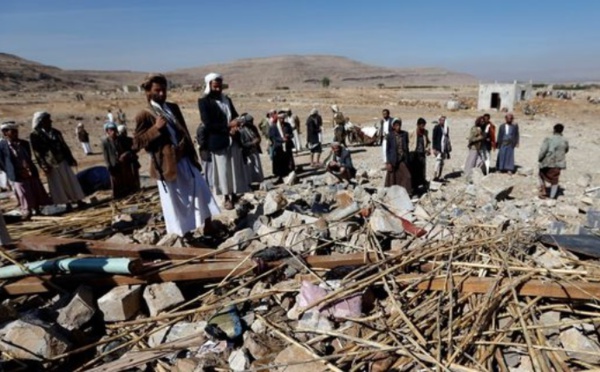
xmin=284 ymin=171 xmax=297 ymax=186
xmin=559 ymin=327 xmax=600 ymax=364
xmin=326 ymin=201 xmax=360 ymax=222
xmin=330 ymin=221 xmax=360 ymax=240
xmin=555 ymin=204 xmax=579 ymax=217
xmin=413 ymin=205 xmax=431 ymax=220
xmin=429 ymin=181 xmax=442 ymax=191
xmin=251 ymin=318 xmax=267 ymax=334
xmin=390 ymin=239 xmax=404 ymax=252
xmin=369 ymin=208 xmax=405 ymax=235
xmin=273 ymin=344 xmax=329 ymax=372
xmin=259 ymin=180 xmax=274 ymax=191
xmin=534 ymin=249 xmax=567 ymax=269
xmin=383 ymin=185 xmax=414 ymax=212
xmin=244 ymin=332 xmax=272 ymax=360
xmin=297 ymin=311 xmax=334 ymax=332
xmin=264 ymin=191 xmax=288 ymax=216
xmin=106 ymin=232 xmax=135 ymax=244
xmin=335 ymin=190 xmax=354 ymax=208
xmin=228 ymin=348 xmax=249 ymax=371
xmin=173 ymin=358 xmax=202 ymax=372
xmin=539 ymin=311 xmax=561 ymax=337
xmin=0 ymin=319 xmax=71 ymax=360
xmin=98 ymin=285 xmax=142 ymax=322
xmin=133 ymin=228 xmax=160 ymax=245
xmin=587 ymin=209 xmax=600 ymax=229
xmin=143 ymin=282 xmax=185 ymax=316
xmin=219 ymin=228 xmax=256 ymax=250
xmin=369 ymin=352 xmax=397 ymax=372
xmin=57 ymin=285 xmax=96 ymax=331
xmin=157 ymin=233 xmax=184 ymax=247
xmin=509 ymin=356 xmax=533 ymax=372
xmin=577 ymin=173 xmax=592 ymax=188
xmin=479 ymin=173 xmax=515 ymax=201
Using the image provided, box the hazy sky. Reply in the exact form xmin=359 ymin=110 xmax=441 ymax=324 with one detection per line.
xmin=1 ymin=0 xmax=598 ymax=81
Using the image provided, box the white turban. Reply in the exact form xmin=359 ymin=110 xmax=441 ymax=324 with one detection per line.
xmin=32 ymin=111 xmax=50 ymax=130
xmin=117 ymin=125 xmax=127 ymax=134
xmin=0 ymin=121 xmax=18 ymax=131
xmin=310 ymin=108 xmax=318 ymax=115
xmin=204 ymin=72 xmax=222 ymax=94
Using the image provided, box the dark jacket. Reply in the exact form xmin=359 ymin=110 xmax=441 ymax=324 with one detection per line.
xmin=198 ymin=94 xmax=239 ymax=152
xmin=239 ymin=123 xmax=262 ymax=157
xmin=102 ymin=136 xmax=138 ymax=174
xmin=386 ymin=130 xmax=409 ymax=166
xmin=77 ymin=129 xmax=89 ymax=143
xmin=306 ymin=114 xmax=322 ymax=144
xmin=269 ymin=122 xmax=294 ymax=150
xmin=30 ymin=127 xmax=77 ymax=171
xmin=0 ymin=139 xmax=40 ymax=182
xmin=133 ymin=102 xmax=199 ymax=182
xmin=497 ymin=123 xmax=520 ymax=148
xmin=195 ymin=124 xmax=211 ymax=162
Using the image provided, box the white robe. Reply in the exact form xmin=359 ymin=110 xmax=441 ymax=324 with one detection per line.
xmin=158 ymin=157 xmax=220 ymax=237
xmin=381 ymin=118 xmax=393 ymax=161
xmin=47 ymin=160 xmax=85 ymax=204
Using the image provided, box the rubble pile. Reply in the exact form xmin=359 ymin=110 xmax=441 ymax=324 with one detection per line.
xmin=1 ymin=167 xmax=600 ymax=371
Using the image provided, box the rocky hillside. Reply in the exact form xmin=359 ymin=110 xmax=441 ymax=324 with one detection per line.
xmin=0 ymin=53 xmax=476 ymax=92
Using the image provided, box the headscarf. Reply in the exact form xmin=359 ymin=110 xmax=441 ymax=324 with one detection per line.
xmin=77 ymin=123 xmax=83 ymax=128
xmin=104 ymin=121 xmax=117 ymax=132
xmin=117 ymin=125 xmax=127 ymax=135
xmin=204 ymin=72 xmax=222 ymax=95
xmin=0 ymin=121 xmax=18 ymax=131
xmin=310 ymin=108 xmax=318 ymax=116
xmin=32 ymin=111 xmax=50 ymax=130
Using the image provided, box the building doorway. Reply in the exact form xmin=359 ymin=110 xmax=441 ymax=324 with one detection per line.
xmin=490 ymin=93 xmax=501 ymax=109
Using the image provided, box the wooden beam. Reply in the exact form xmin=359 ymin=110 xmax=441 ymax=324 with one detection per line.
xmin=17 ymin=235 xmax=246 ymax=260
xmin=2 ymin=252 xmax=378 ymax=295
xmin=417 ymin=276 xmax=600 ymax=300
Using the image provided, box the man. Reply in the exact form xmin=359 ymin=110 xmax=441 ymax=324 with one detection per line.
xmin=269 ymin=111 xmax=295 ymax=183
xmin=0 ymin=121 xmax=51 ymax=218
xmin=102 ymin=121 xmax=140 ymax=199
xmin=331 ymin=105 xmax=346 ymax=146
xmin=481 ymin=113 xmax=496 ymax=174
xmin=30 ymin=111 xmax=86 ymax=211
xmin=463 ymin=117 xmax=485 ymax=182
xmin=238 ymin=113 xmax=264 ymax=185
xmin=285 ymin=108 xmax=302 ymax=153
xmin=134 ymin=73 xmax=219 ymax=238
xmin=408 ymin=117 xmax=431 ymax=191
xmin=325 ymin=142 xmax=356 ymax=182
xmin=306 ymin=108 xmax=322 ymax=167
xmin=195 ymin=123 xmax=213 ymax=189
xmin=380 ymin=109 xmax=393 ymax=161
xmin=107 ymin=109 xmax=114 ymax=123
xmin=496 ymin=113 xmax=520 ymax=174
xmin=431 ymin=116 xmax=452 ymax=181
xmin=385 ymin=118 xmax=412 ymax=194
xmin=76 ymin=123 xmax=92 ymax=155
xmin=538 ymin=124 xmax=569 ymax=199
xmin=198 ymin=72 xmax=249 ymax=210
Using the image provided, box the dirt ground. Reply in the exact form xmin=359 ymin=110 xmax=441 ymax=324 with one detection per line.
xmin=1 ymin=86 xmax=599 ymax=211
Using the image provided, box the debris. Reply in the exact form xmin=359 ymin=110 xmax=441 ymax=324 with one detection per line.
xmin=56 ymin=285 xmax=96 ymax=331
xmin=0 ymin=319 xmax=71 ymax=360
xmin=560 ymin=327 xmax=600 ymax=364
xmin=143 ymin=282 xmax=185 ymax=316
xmin=97 ymin=285 xmax=142 ymax=322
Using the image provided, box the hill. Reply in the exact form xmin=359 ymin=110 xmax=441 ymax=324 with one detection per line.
xmin=0 ymin=53 xmax=476 ymax=92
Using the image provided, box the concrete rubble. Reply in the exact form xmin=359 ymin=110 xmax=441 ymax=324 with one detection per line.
xmin=1 ymin=165 xmax=600 ymax=371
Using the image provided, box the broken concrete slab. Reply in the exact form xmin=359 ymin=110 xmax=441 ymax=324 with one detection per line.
xmin=57 ymin=285 xmax=96 ymax=331
xmin=228 ymin=348 xmax=249 ymax=371
xmin=326 ymin=202 xmax=360 ymax=222
xmin=219 ymin=228 xmax=257 ymax=251
xmin=98 ymin=285 xmax=142 ymax=322
xmin=0 ymin=319 xmax=71 ymax=360
xmin=369 ymin=208 xmax=405 ymax=236
xmin=264 ymin=190 xmax=288 ymax=216
xmin=382 ymin=185 xmax=414 ymax=212
xmin=143 ymin=282 xmax=185 ymax=316
xmin=559 ymin=327 xmax=600 ymax=364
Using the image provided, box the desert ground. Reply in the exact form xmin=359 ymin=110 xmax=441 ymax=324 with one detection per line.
xmin=1 ymin=84 xmax=599 ymax=211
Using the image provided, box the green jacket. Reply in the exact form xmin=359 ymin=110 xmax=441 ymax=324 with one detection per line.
xmin=539 ymin=134 xmax=569 ymax=169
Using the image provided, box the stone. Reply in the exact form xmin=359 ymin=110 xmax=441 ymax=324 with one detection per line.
xmin=284 ymin=171 xmax=297 ymax=186
xmin=264 ymin=191 xmax=288 ymax=216
xmin=173 ymin=358 xmax=202 ymax=372
xmin=534 ymin=249 xmax=567 ymax=269
xmin=228 ymin=348 xmax=249 ymax=371
xmin=106 ymin=232 xmax=135 ymax=244
xmin=383 ymin=185 xmax=414 ymax=212
xmin=330 ymin=221 xmax=360 ymax=240
xmin=555 ymin=204 xmax=579 ymax=217
xmin=157 ymin=233 xmax=184 ymax=247
xmin=509 ymin=356 xmax=533 ymax=372
xmin=577 ymin=173 xmax=592 ymax=188
xmin=243 ymin=332 xmax=272 ymax=360
xmin=369 ymin=208 xmax=405 ymax=235
xmin=539 ymin=311 xmax=561 ymax=337
xmin=390 ymin=239 xmax=404 ymax=252
xmin=335 ymin=190 xmax=354 ymax=208
xmin=0 ymin=302 xmax=17 ymax=323
xmin=429 ymin=181 xmax=442 ymax=191
xmin=413 ymin=205 xmax=431 ymax=220
xmin=559 ymin=327 xmax=600 ymax=364
xmin=251 ymin=318 xmax=267 ymax=334
xmin=273 ymin=344 xmax=329 ymax=372
xmin=256 ymin=223 xmax=285 ymax=246
xmin=297 ymin=311 xmax=334 ymax=332
xmin=259 ymin=180 xmax=274 ymax=191
xmin=326 ymin=201 xmax=360 ymax=222
xmin=587 ymin=209 xmax=600 ymax=229
xmin=57 ymin=285 xmax=96 ymax=331
xmin=219 ymin=228 xmax=256 ymax=250
xmin=480 ymin=173 xmax=515 ymax=201
xmin=0 ymin=319 xmax=71 ymax=360
xmin=143 ymin=282 xmax=185 ymax=316
xmin=98 ymin=285 xmax=142 ymax=322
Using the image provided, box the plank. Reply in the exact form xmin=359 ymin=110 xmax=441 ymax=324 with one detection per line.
xmin=17 ymin=235 xmax=246 ymax=260
xmin=539 ymin=234 xmax=600 ymax=259
xmin=417 ymin=276 xmax=600 ymax=300
xmin=3 ymin=274 xmax=145 ymax=295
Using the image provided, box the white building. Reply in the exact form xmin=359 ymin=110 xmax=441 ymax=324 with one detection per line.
xmin=477 ymin=81 xmax=533 ymax=112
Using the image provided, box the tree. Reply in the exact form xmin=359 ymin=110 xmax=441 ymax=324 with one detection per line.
xmin=321 ymin=77 xmax=330 ymax=88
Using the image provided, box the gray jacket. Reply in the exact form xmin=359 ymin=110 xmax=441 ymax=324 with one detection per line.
xmin=539 ymin=134 xmax=569 ymax=169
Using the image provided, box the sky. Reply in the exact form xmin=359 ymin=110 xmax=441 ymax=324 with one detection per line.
xmin=1 ymin=0 xmax=599 ymax=81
